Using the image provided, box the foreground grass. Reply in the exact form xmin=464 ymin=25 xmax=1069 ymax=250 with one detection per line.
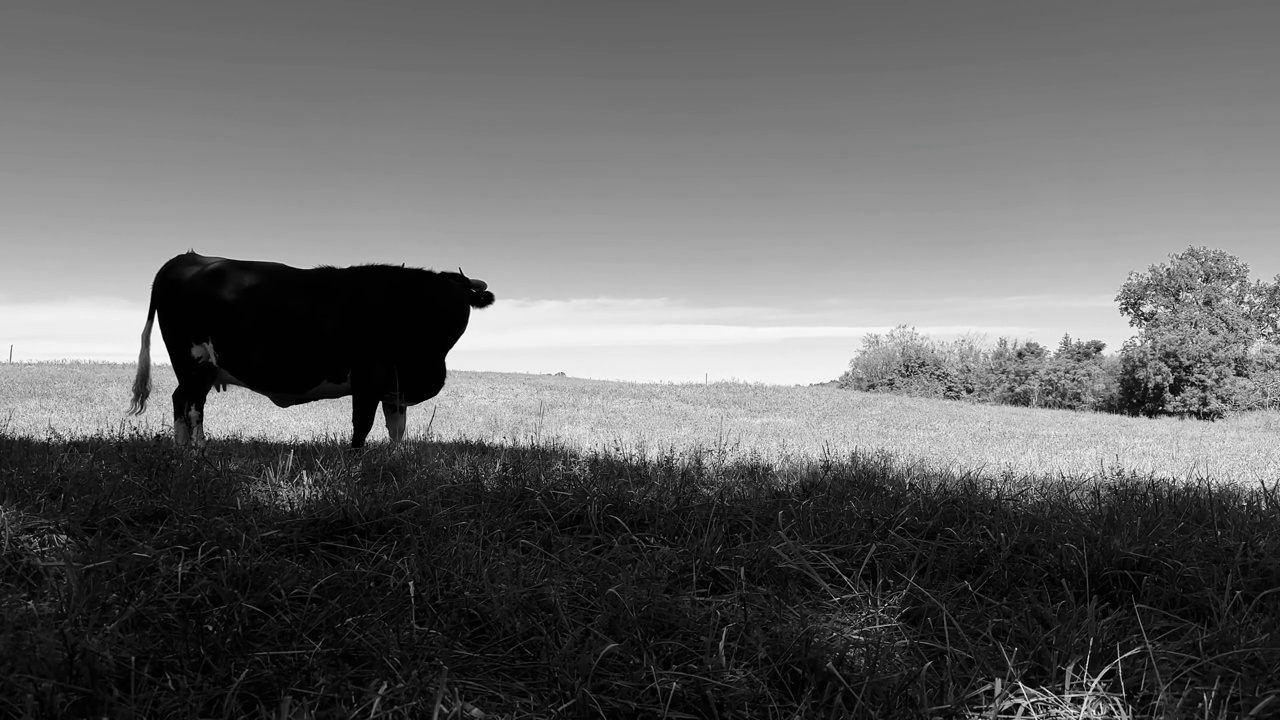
xmin=2 ymin=430 xmax=1278 ymax=719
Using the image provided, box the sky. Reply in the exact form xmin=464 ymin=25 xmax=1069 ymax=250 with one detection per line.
xmin=3 ymin=2 xmax=1280 ymax=384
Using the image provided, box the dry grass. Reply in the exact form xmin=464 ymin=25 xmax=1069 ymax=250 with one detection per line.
xmin=1 ymin=362 xmax=1279 ymax=718
xmin=4 ymin=362 xmax=1280 ymax=484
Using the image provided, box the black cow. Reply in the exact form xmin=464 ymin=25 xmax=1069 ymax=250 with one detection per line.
xmin=128 ymin=251 xmax=495 ymax=448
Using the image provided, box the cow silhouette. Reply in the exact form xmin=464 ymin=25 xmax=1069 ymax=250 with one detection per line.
xmin=129 ymin=251 xmax=494 ymax=448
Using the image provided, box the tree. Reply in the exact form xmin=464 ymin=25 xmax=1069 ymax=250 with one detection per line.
xmin=1115 ymin=246 xmax=1279 ymax=418
xmin=1239 ymin=343 xmax=1280 ymax=410
xmin=1116 ymin=246 xmax=1264 ymax=338
xmin=1040 ymin=334 xmax=1117 ymax=411
xmin=1117 ymin=325 xmax=1245 ymax=419
xmin=985 ymin=339 xmax=1049 ymax=407
xmin=1055 ymin=333 xmax=1106 ymax=363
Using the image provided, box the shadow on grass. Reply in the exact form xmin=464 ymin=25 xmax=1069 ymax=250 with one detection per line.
xmin=2 ymin=430 xmax=1279 ymax=719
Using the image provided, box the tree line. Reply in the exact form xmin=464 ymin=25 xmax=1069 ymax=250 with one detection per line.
xmin=839 ymin=246 xmax=1280 ymax=419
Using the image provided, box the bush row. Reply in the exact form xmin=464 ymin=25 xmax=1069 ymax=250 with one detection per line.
xmin=840 ymin=246 xmax=1280 ymax=419
xmin=838 ymin=325 xmax=1280 ymax=416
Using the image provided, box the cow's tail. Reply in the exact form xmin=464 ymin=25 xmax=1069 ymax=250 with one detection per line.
xmin=128 ymin=298 xmax=157 ymax=415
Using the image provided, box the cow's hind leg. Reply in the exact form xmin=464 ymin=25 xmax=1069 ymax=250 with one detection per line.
xmin=171 ymin=383 xmax=212 ymax=448
xmin=172 ymin=388 xmax=191 ymax=446
xmin=171 ymin=356 xmax=217 ymax=448
xmin=382 ymin=400 xmax=407 ymax=444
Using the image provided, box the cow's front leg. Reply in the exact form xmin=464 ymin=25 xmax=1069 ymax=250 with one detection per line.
xmin=382 ymin=399 xmax=407 ymax=444
xmin=351 ymin=393 xmax=379 ymax=449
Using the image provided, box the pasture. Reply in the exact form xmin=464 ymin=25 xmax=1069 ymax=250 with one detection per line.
xmin=6 ymin=362 xmax=1280 ymax=483
xmin=2 ymin=362 xmax=1278 ymax=719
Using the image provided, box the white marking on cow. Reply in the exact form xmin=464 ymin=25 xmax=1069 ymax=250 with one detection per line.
xmin=190 ymin=341 xmax=247 ymax=390
xmin=174 ymin=402 xmax=205 ymax=448
xmin=383 ymin=400 xmax=407 ymax=443
xmin=189 ymin=405 xmax=206 ymax=448
xmin=190 ymin=341 xmax=219 ymax=365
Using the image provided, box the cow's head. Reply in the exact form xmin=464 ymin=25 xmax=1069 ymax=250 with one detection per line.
xmin=454 ymin=268 xmax=495 ymax=309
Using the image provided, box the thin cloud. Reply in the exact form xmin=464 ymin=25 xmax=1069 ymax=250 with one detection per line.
xmin=459 ymin=297 xmax=1034 ymax=350
xmin=0 ymin=296 xmax=145 ymax=361
xmin=1 ymin=295 xmax=1042 ymax=366
xmin=821 ymin=293 xmax=1119 ymax=314
xmin=959 ymin=294 xmax=1117 ymax=311
xmin=466 ymin=297 xmax=868 ymax=349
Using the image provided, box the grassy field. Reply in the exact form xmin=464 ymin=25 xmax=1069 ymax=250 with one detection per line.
xmin=2 ymin=362 xmax=1279 ymax=718
xmin=5 ymin=362 xmax=1280 ymax=484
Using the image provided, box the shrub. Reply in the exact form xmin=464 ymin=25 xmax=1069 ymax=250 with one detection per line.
xmin=840 ymin=326 xmax=968 ymax=399
xmin=843 ymin=331 xmax=1118 ymax=411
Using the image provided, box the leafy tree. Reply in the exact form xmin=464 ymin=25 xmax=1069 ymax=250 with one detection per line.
xmin=984 ymin=339 xmax=1049 ymax=407
xmin=1115 ymin=246 xmax=1280 ymax=418
xmin=1039 ymin=335 xmax=1117 ymax=411
xmin=1118 ymin=325 xmax=1246 ymax=419
xmin=1230 ymin=342 xmax=1280 ymax=411
xmin=1055 ymin=333 xmax=1106 ymax=363
xmin=942 ymin=333 xmax=989 ymax=398
xmin=1116 ymin=246 xmax=1264 ymax=337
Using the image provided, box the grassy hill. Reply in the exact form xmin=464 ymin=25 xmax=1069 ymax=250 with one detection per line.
xmin=1 ymin=363 xmax=1278 ymax=718
xmin=4 ymin=361 xmax=1279 ymax=483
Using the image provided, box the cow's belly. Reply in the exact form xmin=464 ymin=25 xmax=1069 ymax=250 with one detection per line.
xmin=192 ymin=341 xmax=353 ymax=407
xmin=213 ymin=363 xmax=352 ymax=408
xmin=261 ymin=380 xmax=353 ymax=408
xmin=222 ymin=369 xmax=353 ymax=407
